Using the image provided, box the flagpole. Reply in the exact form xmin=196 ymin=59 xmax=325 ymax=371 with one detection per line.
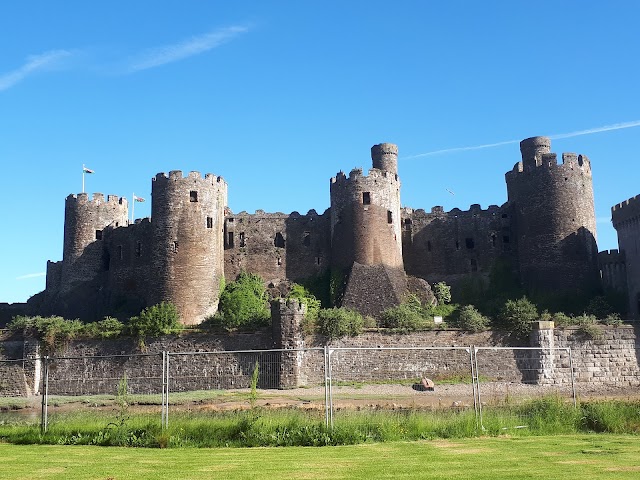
xmin=131 ymin=193 xmax=135 ymax=224
xmin=82 ymin=164 xmax=85 ymax=193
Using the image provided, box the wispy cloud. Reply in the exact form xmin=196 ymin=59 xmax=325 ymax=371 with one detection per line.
xmin=16 ymin=272 xmax=46 ymax=280
xmin=404 ymin=120 xmax=640 ymax=160
xmin=128 ymin=25 xmax=251 ymax=73
xmin=0 ymin=50 xmax=73 ymax=92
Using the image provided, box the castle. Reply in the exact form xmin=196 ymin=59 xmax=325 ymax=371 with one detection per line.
xmin=32 ymin=136 xmax=607 ymax=325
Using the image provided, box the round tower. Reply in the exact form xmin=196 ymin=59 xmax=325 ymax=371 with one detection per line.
xmin=371 ymin=143 xmax=398 ymax=175
xmin=330 ymin=143 xmax=402 ymax=269
xmin=505 ymin=136 xmax=599 ymax=297
xmin=151 ymin=170 xmax=227 ymax=325
xmin=61 ymin=193 xmax=128 ymax=292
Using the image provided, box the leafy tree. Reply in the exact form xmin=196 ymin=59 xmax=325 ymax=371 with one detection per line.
xmin=498 ymin=296 xmax=539 ymax=340
xmin=217 ymin=272 xmax=270 ymax=329
xmin=127 ymin=302 xmax=183 ymax=337
xmin=456 ymin=305 xmax=489 ymax=332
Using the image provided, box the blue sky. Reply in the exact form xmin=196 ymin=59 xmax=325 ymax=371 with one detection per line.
xmin=1 ymin=1 xmax=639 ymax=303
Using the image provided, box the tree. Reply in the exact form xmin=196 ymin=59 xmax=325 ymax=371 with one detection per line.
xmin=498 ymin=296 xmax=539 ymax=339
xmin=217 ymin=272 xmax=270 ymax=329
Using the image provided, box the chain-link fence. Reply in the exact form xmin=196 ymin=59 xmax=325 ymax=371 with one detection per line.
xmin=3 ymin=344 xmax=640 ymax=433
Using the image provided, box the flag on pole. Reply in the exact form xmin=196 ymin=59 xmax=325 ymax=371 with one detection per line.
xmin=133 ymin=195 xmax=145 ymax=202
xmin=83 ymin=166 xmax=95 ymax=174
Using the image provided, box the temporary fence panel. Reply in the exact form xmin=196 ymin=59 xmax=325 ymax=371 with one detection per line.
xmin=474 ymin=347 xmax=576 ymax=432
xmin=326 ymin=347 xmax=476 ymax=430
xmin=164 ymin=348 xmax=327 ymax=427
xmin=43 ymin=353 xmax=164 ymax=431
xmin=0 ymin=358 xmax=43 ymax=427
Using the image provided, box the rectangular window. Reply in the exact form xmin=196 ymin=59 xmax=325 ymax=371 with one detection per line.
xmin=362 ymin=192 xmax=371 ymax=205
xmin=228 ymin=232 xmax=234 ymax=248
xmin=239 ymin=232 xmax=246 ymax=247
xmin=303 ymin=232 xmax=311 ymax=246
xmin=315 ymin=256 xmax=321 ymax=265
xmin=470 ymin=258 xmax=478 ymax=272
xmin=172 ymin=241 xmax=178 ymax=253
xmin=117 ymin=245 xmax=123 ymax=260
xmin=95 ymin=230 xmax=103 ymax=240
xmin=190 ymin=190 xmax=198 ymax=202
xmin=387 ymin=211 xmax=393 ymax=224
xmin=135 ymin=241 xmax=142 ymax=257
xmin=465 ymin=238 xmax=474 ymax=249
xmin=207 ymin=217 xmax=213 ymax=229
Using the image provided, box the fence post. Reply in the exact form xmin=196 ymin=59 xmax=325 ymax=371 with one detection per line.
xmin=164 ymin=352 xmax=170 ymax=429
xmin=40 ymin=355 xmax=49 ymax=434
xmin=568 ymin=347 xmax=577 ymax=408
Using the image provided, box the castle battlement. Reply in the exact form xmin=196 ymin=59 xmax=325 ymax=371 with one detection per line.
xmin=330 ymin=166 xmax=399 ymax=185
xmin=507 ymin=136 xmax=591 ymax=177
xmin=612 ymin=195 xmax=640 ymax=226
xmin=598 ymin=249 xmax=625 ymax=264
xmin=153 ymin=170 xmax=226 ymax=185
xmin=66 ymin=192 xmax=127 ymax=206
xmin=407 ymin=204 xmax=502 ymax=219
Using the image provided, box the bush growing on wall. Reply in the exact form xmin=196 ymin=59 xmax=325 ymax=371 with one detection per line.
xmin=456 ymin=305 xmax=489 ymax=333
xmin=286 ymin=283 xmax=321 ymax=320
xmin=316 ymin=308 xmax=364 ymax=339
xmin=380 ymin=303 xmax=426 ymax=331
xmin=498 ymin=296 xmax=539 ymax=339
xmin=127 ymin=302 xmax=183 ymax=337
xmin=83 ymin=317 xmax=125 ymax=339
xmin=8 ymin=315 xmax=84 ymax=351
xmin=216 ymin=272 xmax=270 ymax=330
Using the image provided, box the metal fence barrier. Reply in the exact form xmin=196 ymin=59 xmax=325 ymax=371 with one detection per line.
xmin=2 ymin=344 xmax=640 ymax=433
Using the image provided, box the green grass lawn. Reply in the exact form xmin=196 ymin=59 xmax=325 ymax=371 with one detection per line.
xmin=1 ymin=435 xmax=639 ymax=480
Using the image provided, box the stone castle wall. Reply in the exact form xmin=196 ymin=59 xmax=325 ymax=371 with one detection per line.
xmin=612 ymin=195 xmax=640 ymax=318
xmin=401 ymin=204 xmax=515 ymax=288
xmin=223 ymin=210 xmax=331 ymax=284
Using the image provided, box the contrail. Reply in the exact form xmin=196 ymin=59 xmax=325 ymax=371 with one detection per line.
xmin=16 ymin=272 xmax=46 ymax=280
xmin=403 ymin=120 xmax=640 ymax=160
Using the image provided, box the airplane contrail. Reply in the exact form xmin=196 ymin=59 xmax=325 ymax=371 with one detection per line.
xmin=403 ymin=120 xmax=640 ymax=160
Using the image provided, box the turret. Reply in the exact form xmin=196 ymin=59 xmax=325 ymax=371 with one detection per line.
xmin=150 ymin=171 xmax=227 ymax=325
xmin=505 ymin=137 xmax=598 ymax=297
xmin=371 ymin=143 xmax=398 ymax=175
xmin=330 ymin=143 xmax=402 ymax=268
xmin=60 ymin=193 xmax=128 ymax=293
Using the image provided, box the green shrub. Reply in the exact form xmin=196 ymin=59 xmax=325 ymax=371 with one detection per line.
xmin=433 ymin=282 xmax=452 ymax=305
xmin=286 ymin=284 xmax=321 ymax=321
xmin=456 ymin=305 xmax=489 ymax=332
xmin=585 ymin=295 xmax=615 ymax=319
xmin=217 ymin=272 xmax=270 ymax=329
xmin=497 ymin=296 xmax=539 ymax=339
xmin=127 ymin=302 xmax=182 ymax=337
xmin=316 ymin=308 xmax=364 ymax=339
xmin=379 ymin=303 xmax=426 ymax=331
xmin=8 ymin=315 xmax=84 ymax=351
xmin=602 ymin=312 xmax=623 ymax=326
xmin=573 ymin=313 xmax=602 ymax=340
xmin=83 ymin=317 xmax=124 ymax=339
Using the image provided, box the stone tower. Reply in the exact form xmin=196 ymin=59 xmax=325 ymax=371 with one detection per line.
xmin=61 ymin=193 xmax=128 ymax=293
xmin=329 ymin=143 xmax=406 ymax=316
xmin=330 ymin=143 xmax=402 ymax=269
xmin=611 ymin=195 xmax=640 ymax=318
xmin=505 ymin=136 xmax=599 ymax=297
xmin=150 ymin=171 xmax=227 ymax=325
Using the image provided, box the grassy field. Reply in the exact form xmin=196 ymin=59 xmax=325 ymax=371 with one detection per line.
xmin=1 ymin=435 xmax=639 ymax=479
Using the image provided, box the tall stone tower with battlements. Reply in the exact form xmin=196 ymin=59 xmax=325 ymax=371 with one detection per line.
xmin=60 ymin=193 xmax=129 ymax=293
xmin=505 ymin=136 xmax=599 ymax=298
xmin=611 ymin=195 xmax=640 ymax=318
xmin=150 ymin=171 xmax=227 ymax=325
xmin=329 ymin=143 xmax=407 ymax=316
